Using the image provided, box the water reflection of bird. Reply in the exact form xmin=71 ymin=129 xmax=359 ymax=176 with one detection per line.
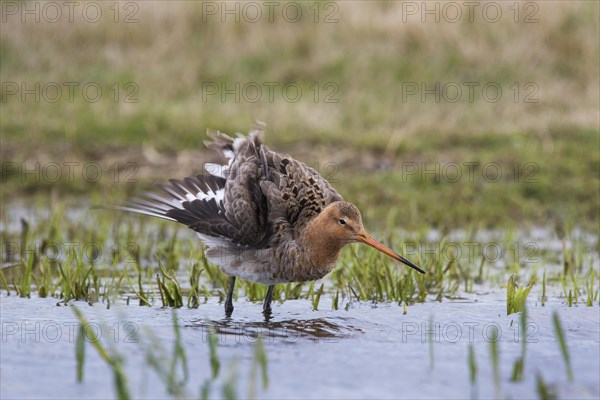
xmin=120 ymin=122 xmax=424 ymax=318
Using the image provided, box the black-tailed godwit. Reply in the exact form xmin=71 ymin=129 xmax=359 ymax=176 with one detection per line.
xmin=120 ymin=123 xmax=424 ymax=318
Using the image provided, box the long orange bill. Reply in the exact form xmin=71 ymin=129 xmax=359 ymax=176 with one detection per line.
xmin=357 ymin=233 xmax=425 ymax=274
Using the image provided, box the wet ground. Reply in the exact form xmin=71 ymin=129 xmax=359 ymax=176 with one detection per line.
xmin=1 ymin=293 xmax=598 ymax=399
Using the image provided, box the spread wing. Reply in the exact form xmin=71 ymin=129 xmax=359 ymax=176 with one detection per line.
xmin=116 ymin=122 xmax=342 ymax=248
xmin=119 ymin=174 xmax=258 ymax=245
xmin=118 ymin=126 xmax=268 ymax=247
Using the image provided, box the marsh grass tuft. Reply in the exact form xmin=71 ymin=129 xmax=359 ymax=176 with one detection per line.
xmin=156 ymin=258 xmax=183 ymax=308
xmin=1 ymin=201 xmax=597 ymax=316
xmin=58 ymin=253 xmax=100 ymax=304
xmin=124 ymin=267 xmax=151 ymax=307
xmin=585 ymin=269 xmax=598 ymax=307
xmin=506 ymin=275 xmax=535 ymax=315
xmin=18 ymin=254 xmax=34 ymax=298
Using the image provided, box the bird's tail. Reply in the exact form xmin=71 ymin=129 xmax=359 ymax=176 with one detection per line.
xmin=203 ymin=121 xmax=266 ymax=179
xmin=204 ymin=121 xmax=265 ymax=157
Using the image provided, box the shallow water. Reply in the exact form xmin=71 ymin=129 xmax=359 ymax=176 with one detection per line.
xmin=1 ymin=294 xmax=598 ymax=399
xmin=1 ymin=206 xmax=598 ymax=398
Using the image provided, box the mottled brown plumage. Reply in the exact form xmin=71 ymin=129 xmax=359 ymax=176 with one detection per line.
xmin=120 ymin=122 xmax=423 ymax=317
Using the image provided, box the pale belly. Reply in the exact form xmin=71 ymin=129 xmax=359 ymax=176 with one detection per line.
xmin=204 ymin=244 xmax=334 ymax=285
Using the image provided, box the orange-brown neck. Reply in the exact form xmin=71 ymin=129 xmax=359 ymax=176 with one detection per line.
xmin=300 ymin=217 xmax=347 ymax=272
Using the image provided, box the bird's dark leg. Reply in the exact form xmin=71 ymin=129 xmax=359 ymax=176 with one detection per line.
xmin=263 ymin=285 xmax=275 ymax=319
xmin=225 ymin=277 xmax=236 ymax=317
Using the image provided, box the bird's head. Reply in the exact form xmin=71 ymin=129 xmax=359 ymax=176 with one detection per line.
xmin=320 ymin=201 xmax=425 ymax=274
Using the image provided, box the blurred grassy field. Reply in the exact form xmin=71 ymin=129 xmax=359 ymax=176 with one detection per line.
xmin=1 ymin=1 xmax=598 ymax=230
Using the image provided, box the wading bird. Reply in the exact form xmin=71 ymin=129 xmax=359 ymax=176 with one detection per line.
xmin=120 ymin=123 xmax=424 ymax=318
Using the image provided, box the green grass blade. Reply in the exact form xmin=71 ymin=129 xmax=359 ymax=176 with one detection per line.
xmin=489 ymin=326 xmax=500 ymax=397
xmin=71 ymin=306 xmax=131 ymax=400
xmin=468 ymin=344 xmax=477 ymax=385
xmin=541 ymin=269 xmax=547 ymax=306
xmin=76 ymin=323 xmax=85 ymax=383
xmin=536 ymin=373 xmax=557 ymax=400
xmin=552 ymin=312 xmax=573 ymax=382
xmin=255 ymin=336 xmax=268 ymax=389
xmin=208 ymin=328 xmax=220 ymax=379
xmin=507 ymin=275 xmax=516 ymax=314
xmin=312 ymin=283 xmax=324 ymax=311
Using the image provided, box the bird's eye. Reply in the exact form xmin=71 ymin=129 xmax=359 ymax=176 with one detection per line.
xmin=338 ymin=218 xmax=346 ymax=225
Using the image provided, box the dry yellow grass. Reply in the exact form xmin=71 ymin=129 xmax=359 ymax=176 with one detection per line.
xmin=1 ymin=1 xmax=598 ymax=152
xmin=1 ymin=1 xmax=598 ymax=228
